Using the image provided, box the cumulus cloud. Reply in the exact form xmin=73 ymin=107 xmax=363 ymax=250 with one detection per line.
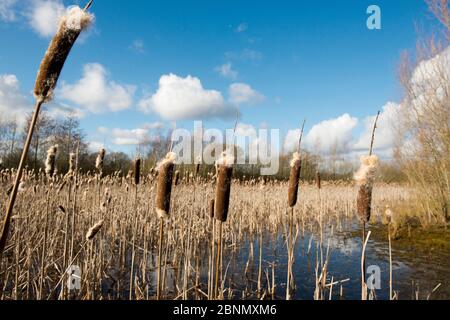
xmin=138 ymin=73 xmax=236 ymax=121
xmin=98 ymin=125 xmax=162 ymax=146
xmin=215 ymin=62 xmax=238 ymax=80
xmin=59 ymin=63 xmax=136 ymax=113
xmin=27 ymin=0 xmax=65 ymax=37
xmin=229 ymin=83 xmax=265 ymax=106
xmin=0 ymin=74 xmax=32 ymax=125
xmin=87 ymin=141 xmax=105 ymax=153
xmin=354 ymin=102 xmax=401 ymax=153
xmin=0 ymin=0 xmax=17 ymax=22
xmin=284 ymin=114 xmax=359 ymax=154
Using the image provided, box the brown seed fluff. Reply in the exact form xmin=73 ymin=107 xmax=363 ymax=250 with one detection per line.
xmin=288 ymin=152 xmax=301 ymax=208
xmin=134 ymin=158 xmax=141 ymax=185
xmin=86 ymin=219 xmax=104 ymax=241
xmin=155 ymin=153 xmax=176 ymax=219
xmin=34 ymin=7 xmax=93 ymax=102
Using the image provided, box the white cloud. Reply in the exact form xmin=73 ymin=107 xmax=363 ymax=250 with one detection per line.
xmin=88 ymin=141 xmax=105 ymax=153
xmin=45 ymin=102 xmax=85 ymax=120
xmin=354 ymin=102 xmax=401 ymax=153
xmin=0 ymin=0 xmax=17 ymax=22
xmin=27 ymin=0 xmax=65 ymax=37
xmin=229 ymin=83 xmax=265 ymax=106
xmin=138 ymin=73 xmax=236 ymax=120
xmin=97 ymin=125 xmax=163 ymax=146
xmin=284 ymin=114 xmax=359 ymax=154
xmin=305 ymin=114 xmax=358 ymax=154
xmin=59 ymin=63 xmax=136 ymax=113
xmin=235 ymin=22 xmax=247 ymax=33
xmin=0 ymin=74 xmax=32 ymax=126
xmin=215 ymin=62 xmax=238 ymax=80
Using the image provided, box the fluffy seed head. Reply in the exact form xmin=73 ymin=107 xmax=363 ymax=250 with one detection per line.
xmin=45 ymin=145 xmax=58 ymax=178
xmin=86 ymin=219 xmax=104 ymax=241
xmin=155 ymin=152 xmax=177 ymax=219
xmin=95 ymin=148 xmax=106 ymax=173
xmin=355 ymin=155 xmax=379 ymax=223
xmin=354 ymin=155 xmax=379 ymax=186
xmin=34 ymin=6 xmax=94 ymax=102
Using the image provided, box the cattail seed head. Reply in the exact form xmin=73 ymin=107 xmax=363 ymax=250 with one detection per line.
xmin=316 ymin=170 xmax=321 ymax=189
xmin=134 ymin=157 xmax=141 ymax=185
xmin=209 ymin=199 xmax=215 ymax=219
xmin=155 ymin=152 xmax=176 ymax=219
xmin=95 ymin=148 xmax=105 ymax=174
xmin=174 ymin=170 xmax=180 ymax=186
xmin=45 ymin=145 xmax=58 ymax=178
xmin=288 ymin=152 xmax=301 ymax=208
xmin=354 ymin=155 xmax=379 ymax=223
xmin=86 ymin=219 xmax=104 ymax=241
xmin=34 ymin=6 xmax=93 ymax=102
xmin=214 ymin=152 xmax=234 ymax=222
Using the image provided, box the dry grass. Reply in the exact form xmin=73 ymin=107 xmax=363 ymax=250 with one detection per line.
xmin=0 ymin=168 xmax=409 ymax=300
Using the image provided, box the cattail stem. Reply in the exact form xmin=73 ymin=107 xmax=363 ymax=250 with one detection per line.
xmin=157 ymin=218 xmax=164 ymax=300
xmin=389 ymin=227 xmax=393 ymax=300
xmin=361 ymin=230 xmax=371 ymax=300
xmin=214 ymin=221 xmax=223 ymax=300
xmin=0 ymin=99 xmax=44 ymax=261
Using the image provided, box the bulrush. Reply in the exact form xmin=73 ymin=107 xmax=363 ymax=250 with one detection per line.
xmin=45 ymin=145 xmax=58 ymax=179
xmin=209 ymin=199 xmax=215 ymax=219
xmin=34 ymin=5 xmax=94 ymax=102
xmin=155 ymin=152 xmax=176 ymax=300
xmin=86 ymin=219 xmax=104 ymax=241
xmin=95 ymin=148 xmax=105 ymax=176
xmin=214 ymin=152 xmax=234 ymax=223
xmin=354 ymin=155 xmax=379 ymax=223
xmin=174 ymin=170 xmax=180 ymax=186
xmin=288 ymin=152 xmax=301 ymax=208
xmin=155 ymin=152 xmax=176 ymax=220
xmin=65 ymin=152 xmax=76 ymax=179
xmin=316 ymin=170 xmax=322 ymax=190
xmin=134 ymin=157 xmax=141 ymax=185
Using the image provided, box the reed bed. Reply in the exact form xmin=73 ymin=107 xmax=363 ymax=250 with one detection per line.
xmin=0 ymin=168 xmax=410 ymax=300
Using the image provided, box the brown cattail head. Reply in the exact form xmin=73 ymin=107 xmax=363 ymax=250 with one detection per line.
xmin=45 ymin=145 xmax=58 ymax=178
xmin=134 ymin=157 xmax=141 ymax=185
xmin=316 ymin=170 xmax=321 ymax=189
xmin=354 ymin=155 xmax=379 ymax=223
xmin=95 ymin=148 xmax=105 ymax=174
xmin=174 ymin=170 xmax=180 ymax=186
xmin=86 ymin=219 xmax=104 ymax=241
xmin=155 ymin=152 xmax=176 ymax=219
xmin=288 ymin=152 xmax=301 ymax=208
xmin=214 ymin=152 xmax=234 ymax=222
xmin=34 ymin=6 xmax=94 ymax=102
xmin=209 ymin=199 xmax=215 ymax=219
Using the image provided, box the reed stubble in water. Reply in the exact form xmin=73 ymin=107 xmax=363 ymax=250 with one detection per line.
xmin=0 ymin=4 xmax=93 ymax=260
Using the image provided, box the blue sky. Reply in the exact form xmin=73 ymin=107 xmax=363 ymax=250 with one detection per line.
xmin=0 ymin=0 xmax=437 ymax=158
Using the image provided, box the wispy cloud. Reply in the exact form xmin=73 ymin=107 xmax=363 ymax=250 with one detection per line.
xmin=215 ymin=62 xmax=238 ymax=80
xmin=235 ymin=22 xmax=247 ymax=33
xmin=0 ymin=0 xmax=17 ymax=22
xmin=229 ymin=83 xmax=265 ymax=106
xmin=130 ymin=39 xmax=146 ymax=54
